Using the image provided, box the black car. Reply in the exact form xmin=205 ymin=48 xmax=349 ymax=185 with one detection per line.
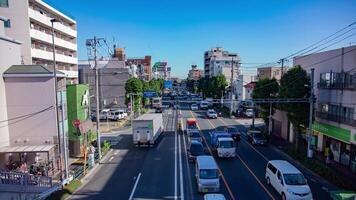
xmin=187 ymin=140 xmax=205 ymax=162
xmin=247 ymin=131 xmax=267 ymax=145
xmin=227 ymin=126 xmax=241 ymax=141
xmin=155 ymin=107 xmax=163 ymax=113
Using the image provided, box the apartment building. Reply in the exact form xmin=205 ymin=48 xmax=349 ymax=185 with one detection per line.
xmin=234 ymin=74 xmax=257 ymax=101
xmin=0 ymin=16 xmax=21 ymax=150
xmin=153 ymin=61 xmax=171 ymax=80
xmin=257 ymin=66 xmax=288 ymax=80
xmin=0 ymin=0 xmax=78 ymax=84
xmin=187 ymin=65 xmax=203 ymax=81
xmin=295 ymin=45 xmax=356 ymax=172
xmin=204 ymin=47 xmax=240 ymax=85
xmin=127 ymin=56 xmax=152 ymax=81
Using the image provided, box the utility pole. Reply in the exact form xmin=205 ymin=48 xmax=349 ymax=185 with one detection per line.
xmin=307 ymin=68 xmax=314 ymax=158
xmin=280 ymin=58 xmax=285 ymax=76
xmin=268 ymin=102 xmax=272 ymax=136
xmin=230 ymin=57 xmax=234 ymax=117
xmin=251 ymin=101 xmax=255 ymax=130
xmin=94 ymin=37 xmax=102 ymax=160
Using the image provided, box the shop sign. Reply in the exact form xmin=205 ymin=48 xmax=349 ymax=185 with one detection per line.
xmin=313 ymin=121 xmax=350 ymax=143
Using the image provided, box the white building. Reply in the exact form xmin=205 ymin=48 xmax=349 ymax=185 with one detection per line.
xmin=234 ymin=74 xmax=257 ymax=101
xmin=0 ymin=0 xmax=78 ymax=83
xmin=204 ymin=47 xmax=240 ymax=85
xmin=0 ymin=16 xmax=21 ymax=150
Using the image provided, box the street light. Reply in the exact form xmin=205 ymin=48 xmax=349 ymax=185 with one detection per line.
xmin=51 ymin=18 xmax=68 ymax=181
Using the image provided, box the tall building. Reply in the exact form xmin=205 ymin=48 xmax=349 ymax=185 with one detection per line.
xmin=127 ymin=55 xmax=152 ymax=80
xmin=295 ymin=45 xmax=356 ymax=171
xmin=204 ymin=47 xmax=240 ymax=85
xmin=0 ymin=16 xmax=22 ymax=149
xmin=0 ymin=0 xmax=78 ymax=84
xmin=153 ymin=61 xmax=171 ymax=80
xmin=187 ymin=65 xmax=203 ymax=80
xmin=257 ymin=66 xmax=288 ymax=80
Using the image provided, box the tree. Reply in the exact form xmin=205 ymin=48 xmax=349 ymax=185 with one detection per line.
xmin=279 ymin=65 xmax=310 ymax=149
xmin=252 ymin=78 xmax=279 ymax=124
xmin=125 ymin=77 xmax=143 ymax=111
xmin=186 ymin=79 xmax=197 ymax=93
xmin=197 ymin=75 xmax=227 ymax=98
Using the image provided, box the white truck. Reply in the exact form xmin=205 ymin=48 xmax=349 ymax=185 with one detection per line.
xmin=132 ymin=113 xmax=163 ymax=147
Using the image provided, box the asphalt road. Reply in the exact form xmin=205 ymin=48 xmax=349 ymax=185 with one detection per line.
xmin=70 ymin=108 xmax=335 ymax=200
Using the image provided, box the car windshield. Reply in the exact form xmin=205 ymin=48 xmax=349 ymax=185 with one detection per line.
xmin=153 ymin=99 xmax=160 ymax=103
xmin=209 ymin=111 xmax=216 ymax=114
xmin=283 ymin=173 xmax=307 ymax=185
xmin=219 ymin=140 xmax=234 ymax=148
xmin=190 ymin=144 xmax=204 ymax=155
xmin=216 ymin=127 xmax=226 ymax=131
xmin=200 ymin=169 xmax=218 ymax=179
xmin=253 ymin=132 xmax=263 ymax=139
xmin=187 ymin=124 xmax=197 ymax=129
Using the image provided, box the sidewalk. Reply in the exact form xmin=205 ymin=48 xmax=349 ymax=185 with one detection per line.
xmin=270 ymin=135 xmax=356 ymax=191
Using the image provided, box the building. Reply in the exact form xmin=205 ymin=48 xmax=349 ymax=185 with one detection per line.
xmin=0 ymin=0 xmax=78 ymax=84
xmin=295 ymin=45 xmax=356 ymax=172
xmin=79 ymin=59 xmax=129 ymax=111
xmin=0 ymin=16 xmax=22 ymax=150
xmin=257 ymin=66 xmax=288 ymax=80
xmin=1 ymin=65 xmax=68 ymax=173
xmin=234 ymin=74 xmax=257 ymax=101
xmin=127 ymin=56 xmax=152 ymax=80
xmin=187 ymin=65 xmax=203 ymax=81
xmin=114 ymin=47 xmax=126 ymax=61
xmin=153 ymin=61 xmax=170 ymax=80
xmin=243 ymin=81 xmax=256 ymax=100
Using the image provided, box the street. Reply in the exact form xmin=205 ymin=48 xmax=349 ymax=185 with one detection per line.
xmin=70 ymin=108 xmax=335 ymax=200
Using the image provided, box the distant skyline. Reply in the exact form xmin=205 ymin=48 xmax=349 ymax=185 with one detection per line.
xmin=45 ymin=0 xmax=356 ymax=78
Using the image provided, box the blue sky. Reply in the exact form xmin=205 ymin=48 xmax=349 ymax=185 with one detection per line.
xmin=46 ymin=0 xmax=356 ymax=78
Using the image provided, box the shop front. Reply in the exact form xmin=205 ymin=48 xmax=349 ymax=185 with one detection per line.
xmin=313 ymin=121 xmax=356 ymax=173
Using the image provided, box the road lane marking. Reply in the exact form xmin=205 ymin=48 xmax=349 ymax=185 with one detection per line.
xmin=236 ymin=154 xmax=275 ymax=200
xmin=129 ymin=173 xmax=142 ymax=200
xmin=108 ymin=156 xmax=114 ymax=162
xmin=182 ymin=127 xmax=194 ymax=200
xmin=190 ymin=111 xmax=236 ymax=200
xmin=174 ymin=113 xmax=178 ymax=200
xmin=217 ymin=117 xmax=275 ymax=200
xmin=178 ymin=134 xmax=184 ymax=200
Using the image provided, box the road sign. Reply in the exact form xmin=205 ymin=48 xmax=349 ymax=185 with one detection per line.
xmin=164 ymin=80 xmax=172 ymax=89
xmin=143 ymin=91 xmax=157 ymax=98
xmin=73 ymin=119 xmax=81 ymax=128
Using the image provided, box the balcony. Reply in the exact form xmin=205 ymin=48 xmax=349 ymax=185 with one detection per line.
xmin=30 ymin=29 xmax=77 ymax=51
xmin=28 ymin=8 xmax=77 ymax=38
xmin=316 ymin=111 xmax=356 ymax=126
xmin=31 ymin=48 xmax=77 ymax=65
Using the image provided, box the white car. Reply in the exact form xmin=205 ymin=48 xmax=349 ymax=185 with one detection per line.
xmin=265 ymin=160 xmax=313 ymax=200
xmin=191 ymin=104 xmax=199 ymax=111
xmin=204 ymin=194 xmax=226 ymax=200
xmin=206 ymin=109 xmax=217 ymax=119
xmin=108 ymin=110 xmax=123 ymax=121
xmin=244 ymin=108 xmax=254 ymax=118
xmin=99 ymin=109 xmax=110 ymax=120
xmin=200 ymin=101 xmax=209 ymax=109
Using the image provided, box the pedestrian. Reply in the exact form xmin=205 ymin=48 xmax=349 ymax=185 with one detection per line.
xmin=325 ymin=147 xmax=330 ymax=164
xmin=88 ymin=143 xmax=96 ymax=168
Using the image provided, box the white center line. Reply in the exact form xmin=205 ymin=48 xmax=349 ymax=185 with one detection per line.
xmin=174 ymin=113 xmax=178 ymax=200
xmin=128 ymin=173 xmax=142 ymax=200
xmin=178 ymin=133 xmax=184 ymax=200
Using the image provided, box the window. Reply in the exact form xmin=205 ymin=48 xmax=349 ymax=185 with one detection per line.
xmin=4 ymin=19 xmax=10 ymax=28
xmin=0 ymin=0 xmax=9 ymax=7
xmin=267 ymin=163 xmax=277 ymax=174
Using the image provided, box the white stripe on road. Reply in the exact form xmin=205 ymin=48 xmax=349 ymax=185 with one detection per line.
xmin=178 ymin=134 xmax=184 ymax=200
xmin=182 ymin=129 xmax=194 ymax=200
xmin=108 ymin=156 xmax=114 ymax=162
xmin=174 ymin=114 xmax=178 ymax=200
xmin=128 ymin=173 xmax=142 ymax=200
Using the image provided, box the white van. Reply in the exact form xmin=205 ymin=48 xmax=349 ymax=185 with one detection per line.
xmin=204 ymin=193 xmax=226 ymax=200
xmin=196 ymin=156 xmax=220 ymax=193
xmin=265 ymin=160 xmax=313 ymax=200
xmin=108 ymin=110 xmax=123 ymax=121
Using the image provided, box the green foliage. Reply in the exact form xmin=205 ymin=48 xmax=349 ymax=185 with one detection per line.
xmin=197 ymin=75 xmax=228 ymax=98
xmin=101 ymin=140 xmax=111 ymax=155
xmin=279 ymin=66 xmax=310 ymax=142
xmin=186 ymin=79 xmax=198 ymax=93
xmin=252 ymin=78 xmax=279 ymax=123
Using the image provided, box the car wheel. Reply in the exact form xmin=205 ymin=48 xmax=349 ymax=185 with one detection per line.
xmin=281 ymin=193 xmax=286 ymax=200
xmin=266 ymin=177 xmax=270 ymax=186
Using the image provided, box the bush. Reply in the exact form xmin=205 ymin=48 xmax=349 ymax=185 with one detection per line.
xmin=46 ymin=179 xmax=81 ymax=200
xmin=101 ymin=140 xmax=111 ymax=155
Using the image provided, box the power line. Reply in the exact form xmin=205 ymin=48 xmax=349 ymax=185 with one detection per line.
xmin=0 ymin=106 xmax=54 ymax=123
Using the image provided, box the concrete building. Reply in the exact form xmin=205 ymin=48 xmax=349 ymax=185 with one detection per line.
xmin=127 ymin=56 xmax=152 ymax=80
xmin=234 ymin=74 xmax=257 ymax=101
xmin=295 ymin=45 xmax=356 ymax=172
xmin=153 ymin=61 xmax=170 ymax=80
xmin=1 ymin=65 xmax=67 ymax=172
xmin=0 ymin=16 xmax=21 ymax=150
xmin=0 ymin=0 xmax=78 ymax=84
xmin=243 ymin=81 xmax=256 ymax=100
xmin=257 ymin=66 xmax=288 ymax=80
xmin=204 ymin=47 xmax=240 ymax=84
xmin=78 ymin=59 xmax=129 ymax=111
xmin=187 ymin=65 xmax=203 ymax=81
xmin=114 ymin=47 xmax=126 ymax=62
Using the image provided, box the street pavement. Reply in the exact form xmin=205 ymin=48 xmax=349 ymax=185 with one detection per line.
xmin=69 ymin=108 xmax=335 ymax=200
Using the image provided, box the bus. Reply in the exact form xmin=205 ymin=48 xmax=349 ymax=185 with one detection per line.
xmin=152 ymin=97 xmax=162 ymax=108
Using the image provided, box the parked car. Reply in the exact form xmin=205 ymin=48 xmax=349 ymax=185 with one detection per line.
xmin=108 ymin=110 xmax=124 ymax=121
xmin=206 ymin=109 xmax=218 ymax=119
xmin=191 ymin=104 xmax=199 ymax=111
xmin=247 ymin=130 xmax=266 ymax=145
xmin=227 ymin=126 xmax=241 ymax=141
xmin=188 ymin=140 xmax=205 ymax=162
xmin=265 ymin=160 xmax=313 ymax=200
xmin=100 ymin=109 xmax=110 ymax=120
xmin=155 ymin=107 xmax=163 ymax=113
xmin=244 ymin=108 xmax=254 ymax=118
xmin=204 ymin=194 xmax=226 ymax=200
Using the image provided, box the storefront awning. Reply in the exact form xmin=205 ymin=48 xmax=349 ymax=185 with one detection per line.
xmin=0 ymin=144 xmax=55 ymax=153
